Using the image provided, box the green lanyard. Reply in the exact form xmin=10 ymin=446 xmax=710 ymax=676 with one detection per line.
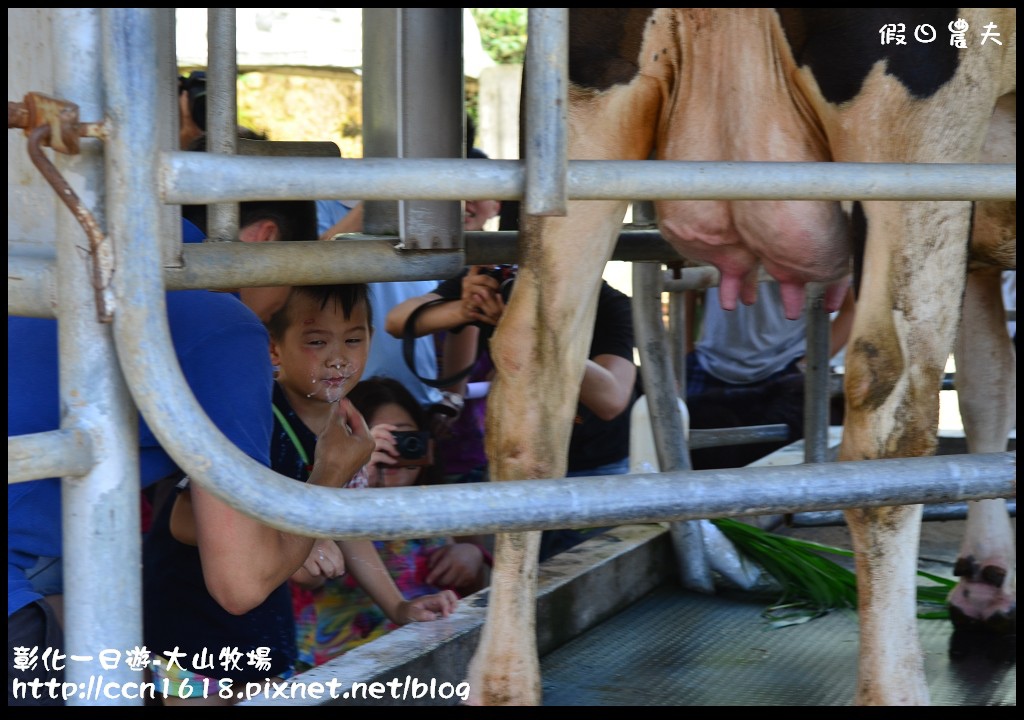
xmin=272 ymin=404 xmax=311 ymax=468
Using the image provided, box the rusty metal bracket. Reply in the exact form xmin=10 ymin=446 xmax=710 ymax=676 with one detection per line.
xmin=9 ymin=93 xmax=113 ymax=322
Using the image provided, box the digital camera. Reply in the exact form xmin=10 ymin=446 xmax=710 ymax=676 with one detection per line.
xmin=482 ymin=264 xmax=516 ymax=302
xmin=392 ymin=430 xmax=434 ymax=467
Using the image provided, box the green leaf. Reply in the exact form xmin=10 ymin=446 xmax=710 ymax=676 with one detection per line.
xmin=711 ymin=518 xmax=953 ymax=623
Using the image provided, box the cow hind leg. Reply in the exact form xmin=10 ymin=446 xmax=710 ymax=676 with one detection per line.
xmin=949 ymin=266 xmax=1016 ymax=635
xmin=839 ymin=198 xmax=974 ymax=705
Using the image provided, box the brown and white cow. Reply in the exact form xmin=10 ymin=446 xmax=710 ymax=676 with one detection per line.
xmin=467 ymin=8 xmax=1015 ymax=706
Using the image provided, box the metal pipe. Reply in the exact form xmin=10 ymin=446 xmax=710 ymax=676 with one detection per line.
xmin=361 ymin=7 xmax=401 ymax=235
xmin=632 ymin=262 xmax=713 ymax=593
xmin=205 ymin=7 xmax=240 ymax=242
xmin=790 ymin=499 xmax=1017 ymax=527
xmin=688 ymin=424 xmax=791 ymax=450
xmin=803 ymin=282 xmax=831 ymax=464
xmin=397 ymin=8 xmax=463 ymax=249
xmin=58 ymin=7 xmax=143 ymax=703
xmin=8 ymin=429 xmax=95 ymax=484
xmin=161 ymin=155 xmax=1016 ymax=204
xmin=524 ymin=8 xmax=568 ymax=216
xmin=108 ymin=451 xmax=1017 ymax=541
xmin=173 ymin=241 xmax=467 ymax=288
xmin=9 ymin=231 xmax=684 ymax=318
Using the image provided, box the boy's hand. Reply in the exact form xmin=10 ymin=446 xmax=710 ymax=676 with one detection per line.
xmin=304 ymin=539 xmax=346 ymax=579
xmin=292 ymin=539 xmax=346 ymax=589
xmin=311 ymin=398 xmax=375 ymax=487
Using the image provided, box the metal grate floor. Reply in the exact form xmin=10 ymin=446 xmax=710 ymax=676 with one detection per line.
xmin=541 ymin=584 xmax=1016 ymax=706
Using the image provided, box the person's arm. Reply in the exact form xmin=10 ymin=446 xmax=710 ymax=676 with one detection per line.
xmin=384 ymin=292 xmax=461 ymax=337
xmin=578 ymin=282 xmax=638 ymax=421
xmin=338 ymin=539 xmax=459 ymax=624
xmin=578 ymin=354 xmax=638 ymax=421
xmin=385 ymin=268 xmax=503 ymax=338
xmin=441 ymin=325 xmax=481 ymax=398
xmin=192 ymin=398 xmax=374 ymax=615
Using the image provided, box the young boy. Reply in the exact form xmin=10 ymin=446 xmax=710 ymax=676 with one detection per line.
xmin=265 ymin=284 xmax=460 ymax=670
xmin=145 ymin=283 xmax=456 ymax=704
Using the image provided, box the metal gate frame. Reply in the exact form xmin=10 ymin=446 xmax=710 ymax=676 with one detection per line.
xmin=7 ymin=8 xmax=1015 ymax=705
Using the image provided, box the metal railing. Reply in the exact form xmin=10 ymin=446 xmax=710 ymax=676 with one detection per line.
xmin=6 ymin=8 xmax=1015 ymax=705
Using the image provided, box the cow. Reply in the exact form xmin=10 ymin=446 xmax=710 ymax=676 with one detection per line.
xmin=465 ymin=8 xmax=1015 ymax=706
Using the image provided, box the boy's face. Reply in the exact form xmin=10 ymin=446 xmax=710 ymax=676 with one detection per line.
xmin=271 ymin=294 xmax=371 ymax=404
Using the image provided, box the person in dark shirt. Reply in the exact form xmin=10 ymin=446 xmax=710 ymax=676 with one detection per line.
xmin=385 ymin=268 xmax=639 ymax=561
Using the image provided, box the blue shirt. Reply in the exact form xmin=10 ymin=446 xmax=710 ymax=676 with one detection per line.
xmin=8 ymin=219 xmax=274 ymax=616
xmin=365 ymin=282 xmax=444 ymax=408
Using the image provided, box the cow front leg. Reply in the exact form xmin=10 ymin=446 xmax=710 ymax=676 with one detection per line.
xmin=845 ymin=504 xmax=930 ymax=705
xmin=465 ymin=530 xmax=542 ymax=705
xmin=464 ymin=201 xmax=627 ymax=705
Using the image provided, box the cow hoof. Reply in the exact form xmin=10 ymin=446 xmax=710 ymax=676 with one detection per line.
xmin=948 ymin=557 xmax=1016 ymax=636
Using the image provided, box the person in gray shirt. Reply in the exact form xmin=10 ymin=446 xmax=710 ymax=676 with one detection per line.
xmin=684 ymin=280 xmax=853 ymax=469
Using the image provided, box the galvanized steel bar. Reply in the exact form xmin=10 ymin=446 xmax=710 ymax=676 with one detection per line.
xmin=205 ymin=7 xmax=240 ymax=242
xmin=161 ymin=156 xmax=1016 ymax=204
xmin=174 ymin=241 xmax=465 ymax=288
xmin=662 ymin=265 xmax=689 ymax=397
xmin=523 ymin=8 xmax=568 ymax=215
xmin=153 ymin=7 xmax=181 ymax=267
xmin=631 ymin=262 xmax=713 ymax=593
xmin=9 ymin=9 xmax=1015 ymax=710
xmin=9 ymin=231 xmax=684 ymax=318
xmin=57 ymin=8 xmax=143 ymax=704
xmin=688 ymin=425 xmax=791 ymax=450
xmin=790 ymin=499 xmax=1017 ymax=527
xmin=803 ymin=282 xmax=832 ymax=464
xmin=397 ymin=8 xmax=463 ymax=249
xmin=7 ymin=429 xmax=94 ymax=484
xmin=208 ymin=452 xmax=1014 ymax=540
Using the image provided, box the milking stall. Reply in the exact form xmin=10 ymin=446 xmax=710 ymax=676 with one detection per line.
xmin=7 ymin=8 xmax=1016 ymax=707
